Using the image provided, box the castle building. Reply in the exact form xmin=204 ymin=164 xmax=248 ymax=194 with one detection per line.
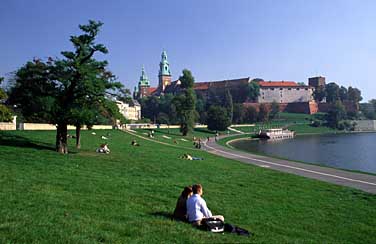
xmin=158 ymin=50 xmax=172 ymax=93
xmin=135 ymin=51 xmax=171 ymax=99
xmin=258 ymin=81 xmax=314 ymax=103
xmin=308 ymin=76 xmax=326 ymax=88
xmin=134 ymin=50 xmax=316 ymax=109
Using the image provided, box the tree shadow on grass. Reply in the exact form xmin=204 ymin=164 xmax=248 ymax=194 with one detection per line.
xmin=0 ymin=132 xmax=56 ymax=152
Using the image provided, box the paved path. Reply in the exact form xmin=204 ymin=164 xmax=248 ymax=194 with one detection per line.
xmin=202 ymin=135 xmax=376 ymax=194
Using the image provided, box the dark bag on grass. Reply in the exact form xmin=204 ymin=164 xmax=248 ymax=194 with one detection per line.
xmin=224 ymin=223 xmax=251 ymax=237
xmin=203 ymin=218 xmax=225 ymax=233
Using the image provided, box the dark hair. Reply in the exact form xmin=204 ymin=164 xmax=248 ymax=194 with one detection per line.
xmin=181 ymin=186 xmax=193 ymax=198
xmin=192 ymin=184 xmax=202 ymax=194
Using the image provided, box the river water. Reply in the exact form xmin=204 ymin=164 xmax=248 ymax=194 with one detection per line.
xmin=230 ymin=133 xmax=376 ymax=174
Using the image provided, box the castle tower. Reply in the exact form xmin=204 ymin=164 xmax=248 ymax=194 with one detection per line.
xmin=138 ymin=66 xmax=150 ymax=98
xmin=158 ymin=50 xmax=172 ymax=92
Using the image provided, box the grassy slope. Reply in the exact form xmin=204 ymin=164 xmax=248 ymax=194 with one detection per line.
xmin=0 ymin=130 xmax=375 ymax=244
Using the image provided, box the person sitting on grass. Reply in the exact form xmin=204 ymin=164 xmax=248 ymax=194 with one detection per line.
xmin=131 ymin=139 xmax=140 ymax=146
xmin=173 ymin=186 xmax=193 ymax=221
xmin=186 ymin=184 xmax=224 ymax=227
xmin=96 ymin=143 xmax=110 ymax=154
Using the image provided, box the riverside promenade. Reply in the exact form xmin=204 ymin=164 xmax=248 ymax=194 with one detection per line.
xmin=202 ymin=135 xmax=376 ymax=194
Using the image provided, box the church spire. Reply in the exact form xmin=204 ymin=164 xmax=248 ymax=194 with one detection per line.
xmin=139 ymin=65 xmax=150 ymax=87
xmin=159 ymin=50 xmax=171 ymax=76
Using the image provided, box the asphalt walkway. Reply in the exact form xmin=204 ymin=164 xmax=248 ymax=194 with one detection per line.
xmin=202 ymin=135 xmax=376 ymax=194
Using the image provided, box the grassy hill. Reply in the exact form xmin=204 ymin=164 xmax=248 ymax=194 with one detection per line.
xmin=0 ymin=130 xmax=375 ymax=243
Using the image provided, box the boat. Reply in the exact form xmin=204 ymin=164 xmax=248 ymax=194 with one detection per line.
xmin=257 ymin=128 xmax=295 ymax=140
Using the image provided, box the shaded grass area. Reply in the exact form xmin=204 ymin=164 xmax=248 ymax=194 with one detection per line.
xmin=0 ymin=130 xmax=375 ymax=243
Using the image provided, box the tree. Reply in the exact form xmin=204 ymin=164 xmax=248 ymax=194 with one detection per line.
xmin=339 ymin=86 xmax=348 ymax=101
xmin=232 ymin=103 xmax=245 ymax=124
xmin=258 ymin=104 xmax=269 ymax=122
xmin=313 ymin=85 xmax=326 ymax=102
xmin=243 ymin=106 xmax=258 ymax=123
xmin=0 ymin=77 xmax=13 ymax=122
xmin=348 ymin=86 xmax=362 ymax=103
xmin=326 ymin=100 xmax=346 ymax=129
xmin=297 ymin=82 xmax=305 ymax=86
xmin=325 ymin=82 xmax=340 ymax=103
xmin=179 ymin=69 xmax=194 ymax=89
xmin=173 ymin=69 xmax=196 ymax=136
xmin=9 ymin=20 xmax=123 ymax=153
xmin=223 ymin=89 xmax=233 ymax=123
xmin=248 ymin=81 xmax=260 ymax=102
xmin=269 ymin=101 xmax=280 ymax=120
xmin=207 ymin=106 xmax=231 ymax=131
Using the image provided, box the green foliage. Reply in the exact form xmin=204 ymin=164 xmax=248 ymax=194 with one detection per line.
xmin=258 ymin=103 xmax=269 ymax=122
xmin=325 ymin=82 xmax=340 ymax=103
xmin=207 ymin=106 xmax=231 ymax=131
xmin=223 ymin=89 xmax=233 ymax=123
xmin=179 ymin=69 xmax=194 ymax=89
xmin=232 ymin=103 xmax=245 ymax=124
xmin=248 ymin=81 xmax=260 ymax=102
xmin=348 ymin=86 xmax=362 ymax=103
xmin=269 ymin=101 xmax=280 ymax=120
xmin=172 ymin=88 xmax=196 ymax=136
xmin=0 ymin=77 xmax=13 ymax=122
xmin=326 ymin=101 xmax=347 ymax=129
xmin=8 ymin=20 xmax=122 ymax=153
xmin=313 ymin=85 xmax=326 ymax=102
xmin=244 ymin=106 xmax=258 ymax=123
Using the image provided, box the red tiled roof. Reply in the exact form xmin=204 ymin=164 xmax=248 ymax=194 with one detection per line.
xmin=148 ymin=87 xmax=157 ymax=93
xmin=194 ymin=82 xmax=210 ymax=90
xmin=259 ymin=81 xmax=298 ymax=87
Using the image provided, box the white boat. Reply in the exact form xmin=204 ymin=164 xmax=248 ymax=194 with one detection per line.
xmin=258 ymin=128 xmax=295 ymax=140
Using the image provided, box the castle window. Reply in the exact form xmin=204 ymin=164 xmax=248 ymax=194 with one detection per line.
xmin=296 ymin=88 xmax=300 ymax=90
xmin=305 ymin=88 xmax=308 ymax=90
xmin=288 ymin=88 xmax=291 ymax=90
xmin=271 ymin=88 xmax=275 ymax=90
xmin=280 ymin=88 xmax=283 ymax=90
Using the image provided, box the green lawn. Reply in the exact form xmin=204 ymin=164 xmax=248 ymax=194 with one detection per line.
xmin=0 ymin=130 xmax=375 ymax=243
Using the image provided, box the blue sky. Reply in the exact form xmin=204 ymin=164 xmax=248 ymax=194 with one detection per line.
xmin=1 ymin=0 xmax=375 ymax=101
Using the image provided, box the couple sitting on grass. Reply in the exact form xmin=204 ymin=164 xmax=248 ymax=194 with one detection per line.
xmin=173 ymin=184 xmax=224 ymax=226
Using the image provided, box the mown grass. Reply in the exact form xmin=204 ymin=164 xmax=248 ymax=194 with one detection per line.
xmin=0 ymin=130 xmax=375 ymax=243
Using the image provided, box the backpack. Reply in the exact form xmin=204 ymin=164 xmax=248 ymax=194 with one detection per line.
xmin=203 ymin=218 xmax=225 ymax=233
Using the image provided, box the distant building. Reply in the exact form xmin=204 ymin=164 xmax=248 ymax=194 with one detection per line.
xmin=135 ymin=50 xmax=171 ymax=99
xmin=117 ymin=100 xmax=141 ymax=121
xmin=258 ymin=81 xmax=314 ymax=103
xmin=308 ymin=76 xmax=326 ymax=88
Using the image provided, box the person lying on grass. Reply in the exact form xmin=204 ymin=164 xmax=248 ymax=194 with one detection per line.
xmin=173 ymin=186 xmax=193 ymax=221
xmin=96 ymin=143 xmax=110 ymax=154
xmin=131 ymin=139 xmax=140 ymax=146
xmin=179 ymin=154 xmax=203 ymax=160
xmin=187 ymin=184 xmax=224 ymax=227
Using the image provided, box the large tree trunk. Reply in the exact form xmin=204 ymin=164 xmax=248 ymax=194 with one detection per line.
xmin=75 ymin=124 xmax=81 ymax=149
xmin=56 ymin=123 xmax=68 ymax=154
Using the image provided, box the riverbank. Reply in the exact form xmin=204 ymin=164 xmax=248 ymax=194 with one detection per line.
xmin=219 ymin=132 xmax=376 ymax=176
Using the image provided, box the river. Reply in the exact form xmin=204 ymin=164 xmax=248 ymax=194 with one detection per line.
xmin=230 ymin=133 xmax=376 ymax=174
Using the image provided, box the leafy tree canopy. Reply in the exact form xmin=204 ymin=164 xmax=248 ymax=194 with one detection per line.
xmin=8 ymin=20 xmax=123 ymax=153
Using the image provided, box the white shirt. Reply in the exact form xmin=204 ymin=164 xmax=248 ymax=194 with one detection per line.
xmin=186 ymin=194 xmax=212 ymax=222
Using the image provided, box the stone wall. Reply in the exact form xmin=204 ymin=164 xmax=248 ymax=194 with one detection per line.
xmin=0 ymin=116 xmax=17 ymax=130
xmin=18 ymin=123 xmax=112 ymax=130
xmin=243 ymin=101 xmax=318 ymax=114
xmin=353 ymin=120 xmax=376 ymax=131
xmin=258 ymin=87 xmax=314 ymax=103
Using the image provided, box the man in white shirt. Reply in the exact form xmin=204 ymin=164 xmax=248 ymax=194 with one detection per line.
xmin=186 ymin=184 xmax=224 ymax=226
